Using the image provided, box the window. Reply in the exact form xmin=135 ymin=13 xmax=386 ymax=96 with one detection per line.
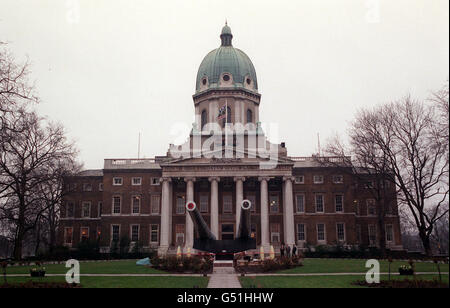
xmin=67 ymin=202 xmax=75 ymax=218
xmin=82 ymin=202 xmax=91 ymax=218
xmin=317 ymin=224 xmax=326 ymax=242
xmin=336 ymin=223 xmax=345 ymax=242
xmin=297 ymin=223 xmax=306 ymax=241
xmin=98 ymin=183 xmax=103 ymax=191
xmin=82 ymin=183 xmax=92 ymax=191
xmin=294 ymin=176 xmax=304 ymax=184
xmin=364 ymin=181 xmax=374 ymax=189
xmin=333 ymin=175 xmax=344 ymax=184
xmin=385 ymin=224 xmax=393 ymax=242
xmin=112 ymin=196 xmax=121 ymax=214
xmin=221 ymin=224 xmax=234 ymax=240
xmin=64 ymin=227 xmax=73 ymax=245
xmin=367 ymin=199 xmax=376 ymax=216
xmin=132 ymin=196 xmax=141 ymax=214
xmin=199 ymin=194 xmax=209 ymax=213
xmin=355 ymin=201 xmax=360 ymax=216
xmin=175 ymin=224 xmax=185 ymax=245
xmin=296 ymin=194 xmax=305 ymax=213
xmin=315 ymin=194 xmax=324 ymax=212
xmin=151 ymin=177 xmax=160 ymax=185
xmin=201 ymin=110 xmax=207 ymax=129
xmin=356 ymin=224 xmax=362 ymax=243
xmin=150 ymin=224 xmax=159 ymax=243
xmin=151 ymin=195 xmax=161 ymax=214
xmin=113 ymin=177 xmax=123 ymax=186
xmin=111 ymin=225 xmax=120 ymax=242
xmin=335 ymin=194 xmax=344 ymax=212
xmin=269 ymin=194 xmax=279 ymax=213
xmin=223 ymin=195 xmax=233 ymax=213
xmin=80 ymin=227 xmax=89 ymax=241
xmin=246 ymin=194 xmax=256 ymax=212
xmin=132 ymin=177 xmax=142 ymax=186
xmin=246 ymin=109 xmax=253 ymax=123
xmin=131 ymin=225 xmax=139 ymax=242
xmin=313 ymin=175 xmax=324 ymax=184
xmin=270 ymin=223 xmax=280 ymax=243
xmin=176 ymin=196 xmax=185 ymax=214
xmin=368 ymin=225 xmax=377 ymax=246
xmin=98 ymin=201 xmax=102 ymax=217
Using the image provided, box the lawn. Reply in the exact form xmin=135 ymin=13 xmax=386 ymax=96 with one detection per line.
xmin=277 ymin=258 xmax=449 ymax=274
xmin=3 ymin=276 xmax=209 ymax=288
xmin=4 ymin=260 xmax=164 ymax=275
xmin=240 ymin=274 xmax=449 ymax=288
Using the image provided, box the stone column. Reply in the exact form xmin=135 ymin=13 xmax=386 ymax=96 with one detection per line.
xmin=208 ymin=177 xmax=220 ymax=238
xmin=158 ymin=177 xmax=171 ymax=256
xmin=283 ymin=176 xmax=295 ymax=246
xmin=184 ymin=177 xmax=196 ymax=252
xmin=234 ymin=177 xmax=245 ymax=230
xmin=259 ymin=177 xmax=270 ymax=251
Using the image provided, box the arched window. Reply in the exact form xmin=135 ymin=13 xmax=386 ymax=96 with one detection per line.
xmin=201 ymin=110 xmax=207 ymax=129
xmin=246 ymin=109 xmax=253 ymax=124
xmin=222 ymin=106 xmax=232 ymax=127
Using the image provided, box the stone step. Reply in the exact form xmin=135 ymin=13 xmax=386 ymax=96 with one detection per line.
xmin=213 ymin=260 xmax=233 ymax=267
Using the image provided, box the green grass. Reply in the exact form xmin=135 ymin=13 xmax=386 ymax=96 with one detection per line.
xmin=278 ymin=258 xmax=449 ymax=274
xmin=2 ymin=276 xmax=209 ymax=288
xmin=240 ymin=274 xmax=449 ymax=288
xmin=5 ymin=260 xmax=164 ymax=275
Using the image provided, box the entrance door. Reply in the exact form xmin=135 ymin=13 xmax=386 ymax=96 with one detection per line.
xmin=221 ymin=224 xmax=234 ymax=240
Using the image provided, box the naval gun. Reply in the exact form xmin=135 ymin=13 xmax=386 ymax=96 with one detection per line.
xmin=186 ymin=199 xmax=256 ymax=255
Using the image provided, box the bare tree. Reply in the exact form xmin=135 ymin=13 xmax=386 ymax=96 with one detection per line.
xmin=0 ymin=111 xmax=78 ymax=259
xmin=345 ymin=95 xmax=448 ymax=256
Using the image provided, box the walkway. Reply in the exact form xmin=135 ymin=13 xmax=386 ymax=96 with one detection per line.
xmin=207 ymin=267 xmax=242 ymax=288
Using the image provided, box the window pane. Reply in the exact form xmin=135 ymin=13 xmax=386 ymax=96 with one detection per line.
xmin=317 ymin=224 xmax=325 ymax=241
xmin=337 ymin=223 xmax=345 ymax=241
xmin=132 ymin=196 xmax=140 ymax=214
xmin=199 ymin=194 xmax=208 ymax=213
xmin=113 ymin=197 xmax=121 ymax=214
xmin=269 ymin=195 xmax=279 ymax=213
xmin=112 ymin=225 xmax=120 ymax=242
xmin=335 ymin=195 xmax=343 ymax=212
xmin=315 ymin=195 xmax=324 ymax=212
xmin=297 ymin=224 xmax=305 ymax=241
xmin=296 ymin=195 xmax=304 ymax=212
xmin=151 ymin=195 xmax=160 ymax=214
xmin=223 ymin=195 xmax=232 ymax=213
xmin=176 ymin=196 xmax=185 ymax=214
xmin=131 ymin=225 xmax=139 ymax=242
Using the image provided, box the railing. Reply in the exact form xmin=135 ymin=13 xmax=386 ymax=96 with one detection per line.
xmin=104 ymin=158 xmax=157 ymax=168
xmin=289 ymin=156 xmax=352 ymax=163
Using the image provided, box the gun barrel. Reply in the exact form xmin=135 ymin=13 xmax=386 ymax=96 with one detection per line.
xmin=237 ymin=200 xmax=252 ymax=239
xmin=186 ymin=202 xmax=216 ymax=241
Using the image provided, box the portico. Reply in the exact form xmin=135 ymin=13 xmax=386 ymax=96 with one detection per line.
xmin=158 ymin=160 xmax=295 ymax=255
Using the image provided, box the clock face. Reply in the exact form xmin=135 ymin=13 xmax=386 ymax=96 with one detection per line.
xmin=242 ymin=199 xmax=251 ymax=210
xmin=186 ymin=201 xmax=196 ymax=211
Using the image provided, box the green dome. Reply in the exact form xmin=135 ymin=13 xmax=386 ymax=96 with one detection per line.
xmin=195 ymin=24 xmax=258 ymax=93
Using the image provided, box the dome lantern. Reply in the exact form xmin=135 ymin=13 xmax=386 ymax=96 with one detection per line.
xmin=220 ymin=22 xmax=233 ymax=46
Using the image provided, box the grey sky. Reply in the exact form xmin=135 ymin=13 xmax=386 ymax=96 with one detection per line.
xmin=1 ymin=0 xmax=448 ymax=170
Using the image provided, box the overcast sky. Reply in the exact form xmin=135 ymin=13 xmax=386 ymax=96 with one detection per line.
xmin=1 ymin=0 xmax=448 ymax=170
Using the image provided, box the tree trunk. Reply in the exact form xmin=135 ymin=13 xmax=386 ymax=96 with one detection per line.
xmin=419 ymin=230 xmax=433 ymax=256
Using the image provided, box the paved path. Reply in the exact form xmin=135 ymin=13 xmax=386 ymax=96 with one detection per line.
xmin=5 ymin=273 xmax=205 ymax=277
xmin=207 ymin=267 xmax=242 ymax=288
xmin=244 ymin=272 xmax=449 ymax=276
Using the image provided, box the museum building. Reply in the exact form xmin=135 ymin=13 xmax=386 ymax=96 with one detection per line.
xmin=58 ymin=24 xmax=403 ymax=255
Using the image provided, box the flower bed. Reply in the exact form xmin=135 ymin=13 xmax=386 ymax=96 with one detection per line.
xmin=150 ymin=255 xmax=213 ymax=274
xmin=398 ymin=265 xmax=414 ymax=275
xmin=1 ymin=282 xmax=80 ymax=288
xmin=235 ymin=256 xmax=303 ymax=274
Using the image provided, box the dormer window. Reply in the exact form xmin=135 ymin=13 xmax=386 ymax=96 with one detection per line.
xmin=202 ymin=77 xmax=207 ymax=85
xmin=246 ymin=78 xmax=251 ymax=85
xmin=223 ymin=74 xmax=230 ymax=82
